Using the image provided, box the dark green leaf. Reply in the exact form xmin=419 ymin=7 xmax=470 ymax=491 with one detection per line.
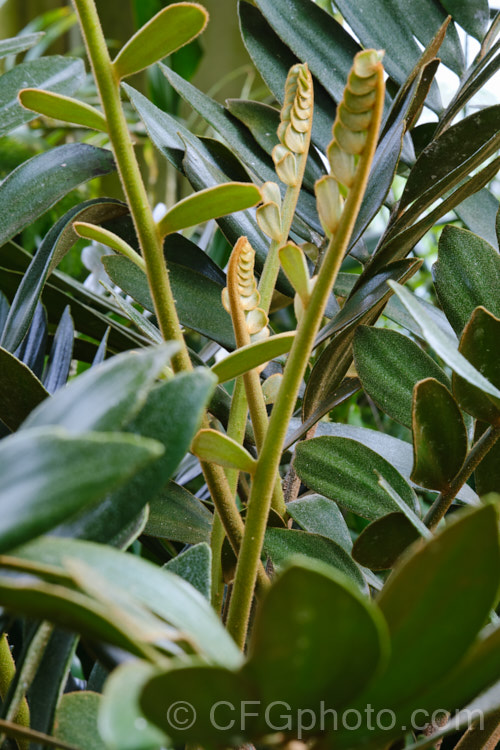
xmin=352 ymin=512 xmax=420 ymax=570
xmin=145 ymin=482 xmax=213 ymax=545
xmin=13 ymin=300 xmax=48 ymax=377
xmin=0 ymin=56 xmax=84 ymax=137
xmin=286 ymin=494 xmax=352 ymax=551
xmin=474 ymin=423 xmax=500 ymax=496
xmin=103 ymin=255 xmax=236 ymax=349
xmin=0 ymin=145 xmax=116 ymax=253
xmin=294 ymin=436 xmax=419 ymax=520
xmin=0 ymin=347 xmax=48 ymax=431
xmin=14 ymin=536 xmax=242 ymax=667
xmin=453 ymin=307 xmax=500 ymax=423
xmin=455 ymin=189 xmax=499 ymax=250
xmin=0 ymin=32 xmax=44 ymax=59
xmin=353 ymin=326 xmax=450 ymax=428
xmin=0 ymin=427 xmax=162 ymax=553
xmin=164 ymin=543 xmax=211 ymax=599
xmin=439 ymin=0 xmax=489 ymax=39
xmin=434 ymin=225 xmax=500 ymax=336
xmin=263 ymin=527 xmax=367 ymax=591
xmin=22 ymin=345 xmax=175 ymax=434
xmin=54 ymin=692 xmax=106 ymax=750
xmin=243 ymin=560 xmax=388 ymax=724
xmin=42 ymin=305 xmax=74 ymax=394
xmin=411 ymin=378 xmax=468 ymax=491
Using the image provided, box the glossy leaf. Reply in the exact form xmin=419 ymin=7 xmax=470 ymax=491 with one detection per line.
xmin=0 ymin=56 xmax=84 ymax=137
xmin=54 ymin=692 xmax=106 ymax=750
xmin=453 ymin=307 xmax=500 ymax=423
xmin=0 ymin=32 xmax=44 ymax=59
xmin=192 ymin=429 xmax=257 ymax=474
xmin=157 ymin=182 xmax=261 ymax=236
xmin=103 ymin=255 xmax=235 ymax=349
xmin=145 ymin=482 xmax=213 ymax=545
xmin=294 ymin=436 xmax=419 ymax=521
xmin=263 ymin=527 xmax=367 ymax=591
xmin=212 ymin=332 xmax=294 ymax=383
xmin=14 ymin=536 xmax=242 ymax=668
xmin=0 ymin=347 xmax=48 ymax=431
xmin=411 ymin=378 xmax=468 ymax=491
xmin=22 ymin=345 xmax=174 ymax=434
xmin=0 ymin=146 xmax=116 ymax=255
xmin=113 ymin=3 xmax=208 ymax=79
xmin=19 ymin=88 xmax=107 ymax=131
xmin=99 ymin=661 xmax=168 ymax=750
xmin=0 ymin=427 xmax=162 ymax=553
xmin=42 ymin=306 xmax=74 ymax=394
xmin=353 ymin=326 xmax=450 ymax=428
xmin=433 ymin=225 xmax=500 ymax=336
xmin=164 ymin=543 xmax=211 ymax=599
xmin=244 ymin=560 xmax=388 ymax=721
xmin=352 ymin=512 xmax=421 ymax=571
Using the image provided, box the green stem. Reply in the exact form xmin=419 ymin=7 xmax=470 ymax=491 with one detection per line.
xmin=225 ymin=377 xmax=249 ymax=496
xmin=424 ymin=425 xmax=500 ymax=530
xmin=0 ymin=635 xmax=29 ymax=750
xmin=226 ymin=70 xmax=385 ymax=648
xmin=71 ymin=0 xmax=191 ymax=374
xmin=209 ymin=511 xmax=226 ymax=612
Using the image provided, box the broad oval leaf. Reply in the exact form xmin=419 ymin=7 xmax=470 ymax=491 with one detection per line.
xmin=113 ymin=3 xmax=208 ymax=79
xmin=54 ymin=692 xmax=107 ymax=750
xmin=212 ymin=332 xmax=295 ymax=383
xmin=157 ymin=183 xmax=261 ymax=237
xmin=164 ymin=543 xmax=212 ymax=599
xmin=453 ymin=307 xmax=500 ymax=424
xmin=145 ymin=482 xmax=213 ymax=545
xmin=19 ymin=88 xmax=107 ymax=131
xmin=411 ymin=378 xmax=468 ymax=491
xmin=353 ymin=326 xmax=450 ymax=429
xmin=192 ymin=429 xmax=256 ymax=474
xmin=287 ymin=494 xmax=353 ymax=552
xmin=0 ymin=426 xmax=162 ymax=553
xmin=0 ymin=56 xmax=84 ymax=137
xmin=0 ymin=346 xmax=48 ymax=431
xmin=433 ymin=225 xmax=500 ymax=336
xmin=352 ymin=512 xmax=421 ymax=571
xmin=294 ymin=436 xmax=419 ymax=521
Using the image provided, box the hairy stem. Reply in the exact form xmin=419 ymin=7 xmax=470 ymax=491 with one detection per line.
xmin=424 ymin=425 xmax=500 ymax=530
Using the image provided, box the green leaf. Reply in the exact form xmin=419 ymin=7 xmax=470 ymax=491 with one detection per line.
xmin=243 ymin=560 xmax=388 ymax=726
xmin=157 ymin=182 xmax=261 ymax=237
xmin=54 ymin=692 xmax=106 ymax=750
xmin=433 ymin=225 xmax=500 ymax=336
xmin=145 ymin=482 xmax=213 ymax=545
xmin=113 ymin=4 xmax=208 ymax=79
xmin=99 ymin=661 xmax=168 ymax=750
xmin=43 ymin=304 xmax=74 ymax=393
xmin=22 ymin=345 xmax=175 ymax=434
xmin=279 ymin=243 xmax=311 ymax=302
xmin=439 ymin=0 xmax=489 ymax=39
xmin=294 ymin=436 xmax=419 ymax=521
xmin=211 ymin=332 xmax=295 ymax=383
xmin=353 ymin=326 xmax=451 ymax=429
xmin=474 ymin=423 xmax=500 ymax=496
xmin=352 ymin=512 xmax=421 ymax=571
xmin=0 ymin=145 xmax=116 ymax=251
xmin=263 ymin=527 xmax=367 ymax=591
xmin=0 ymin=32 xmax=44 ymax=59
xmin=388 ymin=281 xmax=500 ymax=404
xmin=0 ymin=56 xmax=84 ymax=137
xmin=455 ymin=189 xmax=499 ymax=250
xmin=0 ymin=426 xmax=162 ymax=553
xmin=192 ymin=428 xmax=257 ymax=474
xmin=13 ymin=536 xmax=242 ymax=668
xmin=287 ymin=494 xmax=353 ymax=552
xmin=55 ymin=369 xmax=215 ymax=545
xmin=0 ymin=347 xmax=48 ymax=431
xmin=19 ymin=88 xmax=107 ymax=131
xmin=164 ymin=543 xmax=211 ymax=599
xmin=365 ymin=505 xmax=500 ymax=710
xmin=103 ymin=255 xmax=236 ymax=349
xmin=453 ymin=307 xmax=500 ymax=423
xmin=0 ymin=198 xmax=125 ymax=353
xmin=411 ymin=378 xmax=468 ymax=491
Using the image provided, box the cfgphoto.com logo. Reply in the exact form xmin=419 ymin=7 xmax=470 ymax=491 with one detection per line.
xmin=165 ymin=701 xmax=484 ymax=740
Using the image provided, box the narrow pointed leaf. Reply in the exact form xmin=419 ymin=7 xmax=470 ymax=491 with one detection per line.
xmin=353 ymin=326 xmax=451 ymax=429
xmin=211 ymin=332 xmax=295 ymax=383
xmin=0 ymin=347 xmax=49 ymax=431
xmin=439 ymin=0 xmax=489 ymax=39
xmin=113 ymin=3 xmax=208 ymax=79
xmin=19 ymin=88 xmax=107 ymax=131
xmin=42 ymin=306 xmax=74 ymax=394
xmin=192 ymin=429 xmax=257 ymax=474
xmin=0 ymin=32 xmax=44 ymax=59
xmin=453 ymin=307 xmax=500 ymax=423
xmin=294 ymin=436 xmax=419 ymax=521
xmin=158 ymin=183 xmax=261 ymax=237
xmin=0 ymin=427 xmax=162 ymax=553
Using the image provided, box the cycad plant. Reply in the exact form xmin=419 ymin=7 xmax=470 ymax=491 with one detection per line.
xmin=0 ymin=1 xmax=499 ymax=749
